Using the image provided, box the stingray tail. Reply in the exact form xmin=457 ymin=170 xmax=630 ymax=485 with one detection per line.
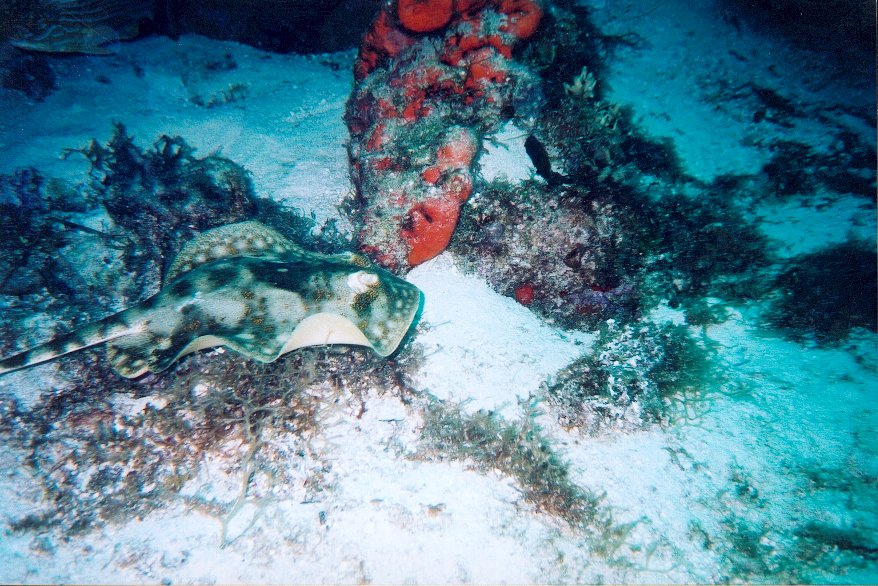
xmin=0 ymin=312 xmax=141 ymax=376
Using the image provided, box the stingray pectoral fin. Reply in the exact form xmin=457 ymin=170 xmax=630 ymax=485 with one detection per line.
xmin=279 ymin=313 xmax=372 ymax=355
xmin=110 ymin=313 xmax=378 ymax=378
xmin=164 ymin=221 xmax=296 ymax=285
xmin=107 ymin=334 xmax=235 ymax=378
xmin=0 ymin=314 xmax=143 ymax=376
xmin=360 ymin=279 xmax=425 ymax=357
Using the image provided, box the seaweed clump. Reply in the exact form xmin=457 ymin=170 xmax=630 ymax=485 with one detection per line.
xmin=5 ymin=353 xmax=323 ymax=538
xmin=711 ymin=458 xmax=878 ymax=582
xmin=634 ymin=189 xmax=773 ymax=309
xmin=79 ymin=122 xmax=259 ymax=283
xmin=760 ymin=137 xmax=877 ymax=200
xmin=416 ymin=396 xmax=628 ymax=551
xmin=767 ymin=240 xmax=877 ymax=344
xmin=0 ymin=168 xmax=91 ymax=299
xmin=793 ymin=522 xmax=878 ymax=575
xmin=519 ymin=0 xmax=683 ymax=187
xmin=3 ymin=342 xmax=423 ymax=541
xmin=545 ymin=320 xmax=714 ymax=434
xmin=536 ymin=77 xmax=682 ymax=189
xmin=79 ymin=122 xmax=337 ymax=285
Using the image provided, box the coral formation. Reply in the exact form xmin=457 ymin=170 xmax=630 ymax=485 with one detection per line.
xmin=444 ymin=3 xmax=697 ymax=327
xmin=345 ymin=0 xmax=544 ymax=270
xmin=396 ymin=0 xmax=453 ymax=33
xmin=451 ymin=180 xmax=639 ymax=328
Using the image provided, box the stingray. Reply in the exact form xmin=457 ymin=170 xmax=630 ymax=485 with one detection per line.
xmin=8 ymin=0 xmax=152 ymax=55
xmin=0 ymin=221 xmax=424 ymax=378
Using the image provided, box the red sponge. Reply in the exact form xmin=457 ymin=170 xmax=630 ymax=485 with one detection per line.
xmin=402 ymin=197 xmax=462 ymax=266
xmin=398 ymin=0 xmax=454 ymax=33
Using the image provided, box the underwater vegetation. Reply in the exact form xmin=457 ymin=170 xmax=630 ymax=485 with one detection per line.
xmin=8 ymin=355 xmax=326 ymax=537
xmin=545 ymin=320 xmax=714 ymax=434
xmin=82 ymin=122 xmax=326 ymax=259
xmin=416 ymin=395 xmax=630 ymax=553
xmin=760 ymin=137 xmax=877 ymax=200
xmin=0 ymin=123 xmax=325 ymax=355
xmin=767 ymin=240 xmax=877 ymax=344
xmin=439 ymin=0 xmax=774 ymax=334
xmin=451 ymin=170 xmax=775 ymax=330
xmin=703 ymin=457 xmax=878 ymax=583
xmin=516 ymin=0 xmax=683 ymax=189
xmin=452 ymin=148 xmax=774 ymax=333
xmin=530 ymin=74 xmax=682 ymax=192
xmin=0 ymin=167 xmax=91 ymax=299
xmin=81 ymin=122 xmax=259 ymax=279
xmin=633 ymin=188 xmax=773 ymax=309
xmin=1 ymin=343 xmax=424 ymax=542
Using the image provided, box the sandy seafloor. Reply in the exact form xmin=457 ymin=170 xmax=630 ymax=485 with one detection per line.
xmin=0 ymin=0 xmax=875 ymax=583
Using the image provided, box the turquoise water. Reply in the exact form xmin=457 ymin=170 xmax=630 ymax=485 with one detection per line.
xmin=0 ymin=0 xmax=875 ymax=582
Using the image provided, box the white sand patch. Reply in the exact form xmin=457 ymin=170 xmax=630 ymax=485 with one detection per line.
xmin=586 ymin=0 xmax=874 ymax=181
xmin=478 ymin=120 xmax=535 ymax=184
xmin=754 ymin=192 xmax=877 ymax=257
xmin=0 ymin=35 xmax=353 ymax=229
xmin=408 ymin=253 xmax=592 ymax=417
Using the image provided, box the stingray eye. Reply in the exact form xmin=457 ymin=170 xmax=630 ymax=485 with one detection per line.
xmin=347 ymin=271 xmax=379 ymax=294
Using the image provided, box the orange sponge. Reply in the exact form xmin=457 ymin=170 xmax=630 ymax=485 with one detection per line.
xmin=402 ymin=197 xmax=462 ymax=265
xmin=499 ymin=0 xmax=542 ymax=39
xmin=398 ymin=0 xmax=454 ymax=33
